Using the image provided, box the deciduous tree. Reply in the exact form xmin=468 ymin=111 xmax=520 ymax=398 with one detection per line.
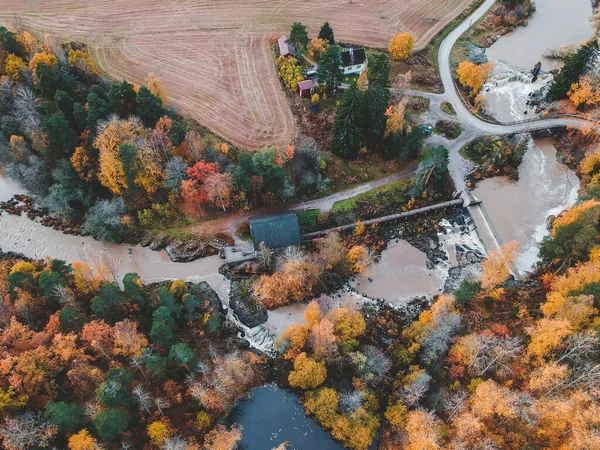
xmin=389 ymin=33 xmax=414 ymax=60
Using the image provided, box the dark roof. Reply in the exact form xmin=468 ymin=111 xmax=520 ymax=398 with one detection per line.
xmin=341 ymin=48 xmax=367 ymax=67
xmin=249 ymin=212 xmax=302 ymax=251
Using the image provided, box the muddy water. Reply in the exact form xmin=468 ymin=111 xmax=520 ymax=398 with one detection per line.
xmin=354 ymin=240 xmax=445 ymax=304
xmin=0 ymin=173 xmax=229 ymax=299
xmin=486 ymin=0 xmax=593 ymax=71
xmin=473 ymin=138 xmax=579 ymax=273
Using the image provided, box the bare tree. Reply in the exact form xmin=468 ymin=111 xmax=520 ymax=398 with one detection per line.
xmin=420 ymin=312 xmax=461 ymax=364
xmin=52 ymin=285 xmax=76 ymax=308
xmin=397 ymin=372 xmax=432 ymax=407
xmin=555 ymin=331 xmax=599 ymax=366
xmin=155 ymin=397 xmax=170 ymax=416
xmin=132 ymin=385 xmax=153 ymax=414
xmin=363 ymin=345 xmax=392 ymax=379
xmin=0 ymin=412 xmax=56 ymax=450
xmin=162 ymin=436 xmax=188 ymax=450
xmin=339 ymin=390 xmax=365 ymax=413
xmin=12 ymin=84 xmax=43 ymax=136
xmin=443 ymin=389 xmax=468 ymax=422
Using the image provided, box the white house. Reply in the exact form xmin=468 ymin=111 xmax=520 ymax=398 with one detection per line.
xmin=341 ymin=47 xmax=367 ymax=75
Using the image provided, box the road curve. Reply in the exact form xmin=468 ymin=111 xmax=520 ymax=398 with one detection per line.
xmin=437 ymin=0 xmax=595 ymax=135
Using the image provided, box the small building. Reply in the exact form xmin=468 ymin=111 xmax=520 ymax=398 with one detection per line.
xmin=297 ymin=79 xmax=314 ymax=97
xmin=341 ymin=47 xmax=367 ymax=75
xmin=249 ymin=212 xmax=302 ymax=251
xmin=278 ymin=35 xmax=295 ymax=57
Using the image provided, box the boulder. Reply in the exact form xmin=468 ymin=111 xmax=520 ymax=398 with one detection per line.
xmin=229 ymin=280 xmax=268 ymax=328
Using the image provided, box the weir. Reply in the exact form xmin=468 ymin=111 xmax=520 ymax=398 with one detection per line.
xmin=459 ymin=190 xmax=502 ymax=253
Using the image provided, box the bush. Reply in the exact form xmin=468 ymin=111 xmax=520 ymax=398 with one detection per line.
xmin=441 ymin=101 xmax=456 ymax=115
xmin=453 ymin=280 xmax=482 ymax=306
xmin=434 ymin=120 xmax=462 ymax=140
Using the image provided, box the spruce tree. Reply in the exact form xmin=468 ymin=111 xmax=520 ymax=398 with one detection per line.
xmin=367 ymin=52 xmax=391 ymax=87
xmin=332 ymin=84 xmax=365 ymax=159
xmin=548 ymin=40 xmax=599 ymax=101
xmin=317 ymin=45 xmax=344 ymax=94
xmin=318 ymin=21 xmax=335 ymax=44
xmin=288 ymin=22 xmax=309 ymax=52
xmin=365 ymin=84 xmax=390 ymax=141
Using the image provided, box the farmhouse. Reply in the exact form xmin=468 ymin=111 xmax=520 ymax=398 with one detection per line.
xmin=341 ymin=47 xmax=367 ymax=75
xmin=278 ymin=35 xmax=295 ymax=57
xmin=297 ymin=79 xmax=314 ymax=97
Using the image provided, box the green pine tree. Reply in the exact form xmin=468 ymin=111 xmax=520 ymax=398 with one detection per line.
xmin=317 ymin=45 xmax=344 ymax=94
xmin=332 ymin=84 xmax=365 ymax=159
xmin=365 ymin=84 xmax=390 ymax=141
xmin=548 ymin=40 xmax=599 ymax=101
xmin=289 ymin=22 xmax=309 ymax=52
xmin=318 ymin=21 xmax=335 ymax=44
xmin=367 ymin=52 xmax=391 ymax=87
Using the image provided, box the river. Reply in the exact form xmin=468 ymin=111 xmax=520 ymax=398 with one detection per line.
xmin=487 ymin=0 xmax=594 ymax=71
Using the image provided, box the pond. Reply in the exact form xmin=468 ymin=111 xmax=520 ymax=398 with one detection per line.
xmin=228 ymin=384 xmax=348 ymax=450
xmin=487 ymin=0 xmax=594 ymax=71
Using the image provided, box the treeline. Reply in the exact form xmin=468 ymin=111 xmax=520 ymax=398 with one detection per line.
xmin=0 ymin=254 xmax=260 ymax=449
xmin=0 ymin=27 xmax=329 ymax=241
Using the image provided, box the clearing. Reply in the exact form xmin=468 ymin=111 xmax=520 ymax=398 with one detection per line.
xmin=1 ymin=0 xmax=474 ymax=149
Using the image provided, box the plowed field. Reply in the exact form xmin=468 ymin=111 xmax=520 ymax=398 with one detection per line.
xmin=0 ymin=0 xmax=473 ymax=149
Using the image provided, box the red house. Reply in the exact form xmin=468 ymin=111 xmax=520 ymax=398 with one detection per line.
xmin=298 ymin=79 xmax=314 ymax=97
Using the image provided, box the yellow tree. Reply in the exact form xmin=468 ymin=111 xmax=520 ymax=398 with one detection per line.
xmin=68 ymin=50 xmax=98 ymax=76
xmin=568 ymin=74 xmax=600 ymax=108
xmin=384 ymin=99 xmax=407 ymax=137
xmin=4 ymin=54 xmax=25 ymax=81
xmin=288 ymin=352 xmax=326 ymax=389
xmin=94 ymin=116 xmax=145 ymax=195
xmin=147 ymin=421 xmax=171 ymax=447
xmin=480 ymin=240 xmax=520 ymax=290
xmin=308 ymin=37 xmax=327 ymax=59
xmin=457 ymin=61 xmax=495 ymax=96
xmin=29 ymin=52 xmax=57 ymax=76
xmin=68 ymin=429 xmax=98 ymax=450
xmin=304 ymin=387 xmax=339 ymax=429
xmin=146 ymin=72 xmax=167 ymax=102
xmin=470 ymin=379 xmax=518 ymax=420
xmin=389 ymin=33 xmax=414 ymax=60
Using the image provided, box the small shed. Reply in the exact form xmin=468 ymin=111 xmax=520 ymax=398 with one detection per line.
xmin=298 ymin=79 xmax=314 ymax=97
xmin=249 ymin=212 xmax=302 ymax=251
xmin=278 ymin=35 xmax=295 ymax=57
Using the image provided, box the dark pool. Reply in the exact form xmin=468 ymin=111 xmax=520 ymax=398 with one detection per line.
xmin=228 ymin=383 xmax=347 ymax=450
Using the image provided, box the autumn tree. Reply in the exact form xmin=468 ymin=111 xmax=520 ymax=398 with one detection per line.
xmin=457 ymin=61 xmax=495 ymax=96
xmin=203 ymin=423 xmax=243 ymax=450
xmin=389 ymin=33 xmax=414 ymax=60
xmin=148 ymin=420 xmax=171 ymax=446
xmin=68 ymin=429 xmax=98 ymax=450
xmin=276 ymin=56 xmax=304 ymax=92
xmin=94 ymin=116 xmax=145 ymax=195
xmin=405 ymin=409 xmax=442 ymax=450
xmin=253 ymin=255 xmax=319 ymax=308
xmin=4 ymin=54 xmax=25 ymax=81
xmin=146 ymin=72 xmax=167 ymax=102
xmin=288 ymin=352 xmax=327 ymax=389
xmin=480 ymin=240 xmax=520 ymax=290
xmin=568 ymin=74 xmax=600 ymax=109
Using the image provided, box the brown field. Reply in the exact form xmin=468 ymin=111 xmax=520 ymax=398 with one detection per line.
xmin=0 ymin=0 xmax=473 ymax=150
